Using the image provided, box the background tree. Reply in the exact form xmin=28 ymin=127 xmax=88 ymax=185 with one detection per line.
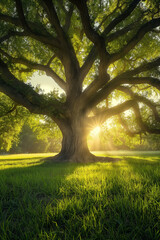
xmin=0 ymin=92 xmax=62 ymax=153
xmin=0 ymin=92 xmax=30 ymax=151
xmin=0 ymin=0 xmax=160 ymax=162
xmin=10 ymin=121 xmax=61 ymax=153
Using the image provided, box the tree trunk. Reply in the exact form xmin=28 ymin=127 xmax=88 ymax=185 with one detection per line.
xmin=49 ymin=115 xmax=119 ymax=163
xmin=54 ymin=116 xmax=94 ymax=163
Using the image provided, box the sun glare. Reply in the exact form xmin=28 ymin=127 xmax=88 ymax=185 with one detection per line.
xmin=90 ymin=126 xmax=101 ymax=137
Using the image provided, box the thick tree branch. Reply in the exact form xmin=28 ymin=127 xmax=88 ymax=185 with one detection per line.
xmin=39 ymin=0 xmax=64 ymax=38
xmin=132 ymin=102 xmax=153 ymax=132
xmin=89 ymin=97 xmax=160 ymax=135
xmin=82 ymin=57 xmax=160 ymax=111
xmin=0 ymin=9 xmax=79 ymax=94
xmin=119 ymin=110 xmax=160 ymax=136
xmin=88 ymin=100 xmax=136 ymax=125
xmin=79 ymin=0 xmax=141 ymax=82
xmin=96 ymin=0 xmax=120 ymax=31
xmin=117 ymin=86 xmax=160 ymax=122
xmin=0 ymin=13 xmax=60 ymax=49
xmin=47 ymin=54 xmax=56 ymax=66
xmin=80 ymin=47 xmax=97 ymax=82
xmin=106 ymin=21 xmax=140 ymax=43
xmin=79 ymin=22 xmax=137 ymax=82
xmin=0 ymin=59 xmax=65 ymax=117
xmin=15 ymin=0 xmax=30 ymax=31
xmin=85 ymin=76 xmax=160 ymax=111
xmin=109 ymin=18 xmax=160 ymax=63
xmin=57 ymin=0 xmax=67 ymax=14
xmin=102 ymin=0 xmax=141 ymax=36
xmin=144 ymin=127 xmax=160 ymax=134
xmin=0 ymin=31 xmax=27 ymax=43
xmin=80 ymin=1 xmax=159 ymax=88
xmin=118 ymin=115 xmax=141 ymax=136
xmin=70 ymin=0 xmax=104 ymax=46
xmin=39 ymin=0 xmax=80 ymax=86
xmin=0 ymin=49 xmax=66 ymax=91
xmin=119 ymin=58 xmax=160 ymax=77
xmin=64 ymin=3 xmax=74 ymax=32
xmin=0 ymin=13 xmax=21 ymax=27
xmin=69 ymin=0 xmax=110 ymax=82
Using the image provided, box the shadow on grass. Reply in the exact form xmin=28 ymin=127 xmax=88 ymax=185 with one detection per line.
xmin=0 ymin=156 xmax=42 ymax=163
xmin=0 ymin=159 xmax=79 ymax=240
xmin=124 ymin=155 xmax=160 ymax=184
xmin=36 ymin=158 xmax=160 ymax=240
xmin=0 ymin=156 xmax=160 ymax=240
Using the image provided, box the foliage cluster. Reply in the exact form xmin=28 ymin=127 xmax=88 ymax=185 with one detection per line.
xmin=0 ymin=92 xmax=62 ymax=153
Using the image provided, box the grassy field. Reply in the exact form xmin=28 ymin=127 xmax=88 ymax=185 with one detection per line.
xmin=0 ymin=152 xmax=160 ymax=240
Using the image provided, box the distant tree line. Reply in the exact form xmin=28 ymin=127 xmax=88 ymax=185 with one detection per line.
xmin=0 ymin=93 xmax=160 ymax=154
xmin=10 ymin=124 xmax=61 ymax=154
xmin=0 ymin=92 xmax=62 ymax=153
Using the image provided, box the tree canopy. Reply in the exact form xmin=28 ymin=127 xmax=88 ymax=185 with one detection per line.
xmin=0 ymin=0 xmax=160 ymax=162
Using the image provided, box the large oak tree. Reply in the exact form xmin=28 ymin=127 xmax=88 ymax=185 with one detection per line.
xmin=0 ymin=0 xmax=160 ymax=162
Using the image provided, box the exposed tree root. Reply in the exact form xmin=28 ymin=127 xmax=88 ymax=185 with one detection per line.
xmin=43 ymin=152 xmax=121 ymax=163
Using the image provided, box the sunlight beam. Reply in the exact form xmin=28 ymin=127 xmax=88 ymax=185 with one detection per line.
xmin=90 ymin=126 xmax=101 ymax=137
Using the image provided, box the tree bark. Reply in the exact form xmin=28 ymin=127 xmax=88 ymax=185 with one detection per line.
xmin=49 ymin=115 xmax=119 ymax=163
xmin=54 ymin=115 xmax=93 ymax=163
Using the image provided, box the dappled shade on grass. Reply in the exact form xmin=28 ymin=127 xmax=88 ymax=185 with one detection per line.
xmin=0 ymin=153 xmax=160 ymax=240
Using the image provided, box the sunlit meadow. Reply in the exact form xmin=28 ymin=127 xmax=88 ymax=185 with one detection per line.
xmin=0 ymin=152 xmax=160 ymax=240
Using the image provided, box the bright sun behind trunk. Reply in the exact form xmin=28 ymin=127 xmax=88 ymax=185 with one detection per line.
xmin=90 ymin=126 xmax=101 ymax=137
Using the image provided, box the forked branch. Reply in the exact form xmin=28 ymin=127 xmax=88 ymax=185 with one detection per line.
xmin=0 ymin=13 xmax=60 ymax=49
xmin=89 ymin=97 xmax=160 ymax=135
xmin=0 ymin=58 xmax=65 ymax=117
xmin=0 ymin=49 xmax=66 ymax=91
xmin=84 ymin=57 xmax=160 ymax=110
xmin=109 ymin=18 xmax=160 ymax=63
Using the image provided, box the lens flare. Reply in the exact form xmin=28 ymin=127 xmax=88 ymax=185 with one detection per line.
xmin=90 ymin=126 xmax=101 ymax=137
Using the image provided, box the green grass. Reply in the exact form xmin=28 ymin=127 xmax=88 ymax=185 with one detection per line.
xmin=0 ymin=152 xmax=160 ymax=240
